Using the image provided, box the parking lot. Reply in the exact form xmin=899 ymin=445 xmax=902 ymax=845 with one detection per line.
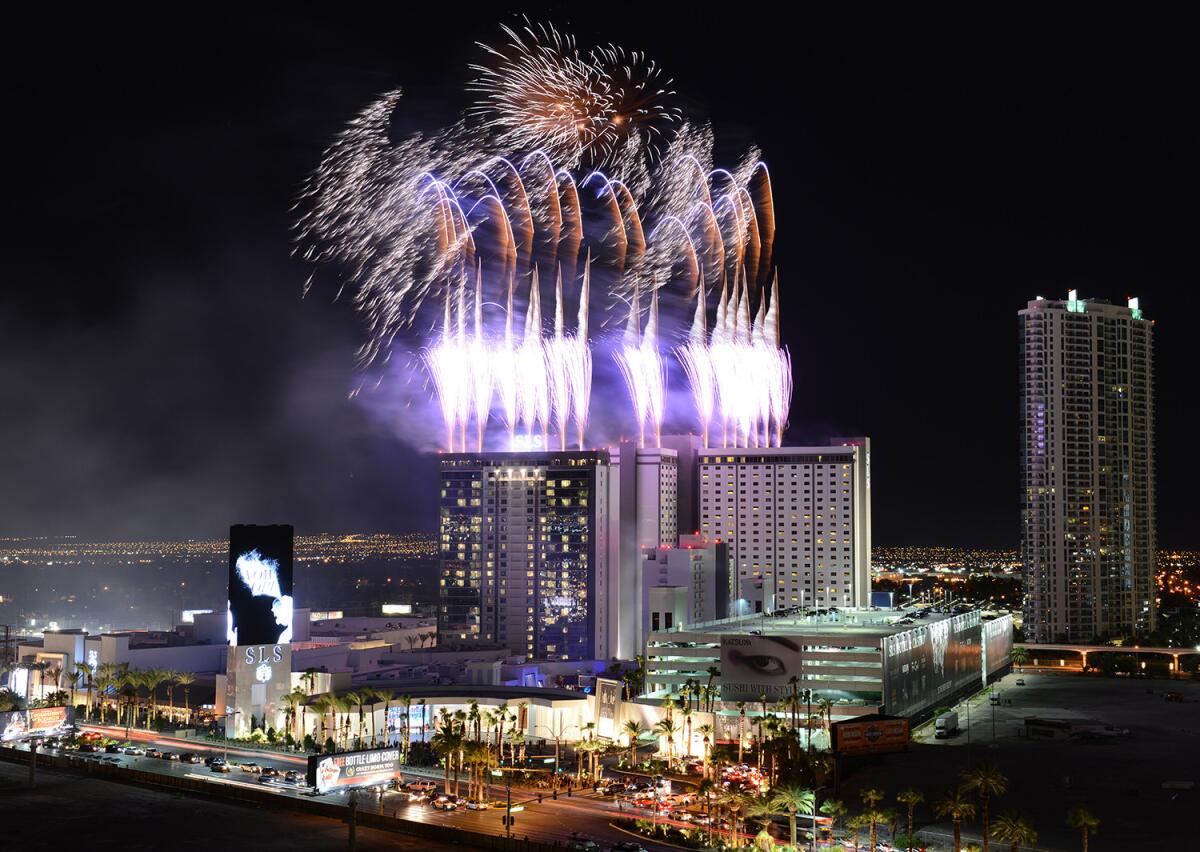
xmin=844 ymin=670 xmax=1200 ymax=850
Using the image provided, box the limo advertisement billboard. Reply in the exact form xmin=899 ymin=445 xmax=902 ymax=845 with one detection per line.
xmin=881 ymin=612 xmax=982 ymax=718
xmin=306 ymin=747 xmax=402 ymax=793
xmin=227 ymin=524 xmax=294 ymax=647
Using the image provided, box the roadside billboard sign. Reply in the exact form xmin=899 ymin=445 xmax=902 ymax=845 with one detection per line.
xmin=306 ymin=747 xmax=402 ymax=793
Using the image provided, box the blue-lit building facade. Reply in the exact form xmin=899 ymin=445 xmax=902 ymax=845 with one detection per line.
xmin=438 ymin=451 xmax=616 ymax=661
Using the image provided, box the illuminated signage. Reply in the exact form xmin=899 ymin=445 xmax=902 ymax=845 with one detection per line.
xmin=380 ymin=604 xmax=412 ymax=616
xmin=1 ymin=706 xmax=74 ymax=741
xmin=719 ymin=634 xmax=804 ymax=701
xmin=227 ymin=524 xmax=294 ymax=647
xmin=181 ymin=609 xmax=214 ymax=624
xmin=306 ymin=747 xmax=402 ymax=793
xmin=595 ymin=679 xmax=620 ymax=740
xmin=309 ymin=611 xmax=344 ymax=622
xmin=832 ymin=716 xmax=909 ymax=756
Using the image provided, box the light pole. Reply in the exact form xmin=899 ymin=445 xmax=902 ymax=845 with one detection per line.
xmin=492 ymin=768 xmax=513 ymax=838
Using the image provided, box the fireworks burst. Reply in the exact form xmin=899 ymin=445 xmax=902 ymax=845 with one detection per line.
xmin=297 ymin=22 xmax=791 ymax=453
xmin=469 ymin=19 xmax=681 ymax=171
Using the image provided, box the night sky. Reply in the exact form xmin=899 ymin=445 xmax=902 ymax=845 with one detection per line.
xmin=4 ymin=7 xmax=1195 ymax=547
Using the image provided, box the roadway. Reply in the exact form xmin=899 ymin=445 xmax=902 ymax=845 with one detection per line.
xmin=12 ymin=724 xmax=677 ymax=851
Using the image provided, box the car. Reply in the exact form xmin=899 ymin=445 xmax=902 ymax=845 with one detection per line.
xmin=261 ymin=767 xmax=282 ymax=779
xmin=124 ymin=746 xmax=145 ymax=756
xmin=670 ymin=810 xmax=693 ymax=822
xmin=144 ymin=748 xmax=162 ymax=759
xmin=465 ymin=800 xmax=490 ymax=810
xmin=431 ymin=797 xmax=458 ymax=811
xmin=105 ymin=744 xmax=121 ymax=753
xmin=179 ymin=752 xmax=203 ymax=764
xmin=240 ymin=762 xmax=262 ymax=773
xmin=566 ymin=837 xmax=600 ymax=851
xmin=284 ymin=770 xmax=302 ymax=784
xmin=161 ymin=752 xmax=180 ymax=761
xmin=78 ymin=743 xmax=100 ymax=753
xmin=1015 ymin=678 xmax=1026 ymax=686
xmin=612 ymin=842 xmax=649 ymax=852
xmin=408 ymin=780 xmax=437 ymax=792
xmin=258 ymin=773 xmax=279 ymax=785
xmin=211 ymin=762 xmax=232 ymax=773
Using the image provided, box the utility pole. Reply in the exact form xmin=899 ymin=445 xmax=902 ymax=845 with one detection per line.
xmin=29 ymin=741 xmax=37 ymax=788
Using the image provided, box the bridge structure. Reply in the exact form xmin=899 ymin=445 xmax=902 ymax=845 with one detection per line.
xmin=1021 ymin=642 xmax=1200 ymax=672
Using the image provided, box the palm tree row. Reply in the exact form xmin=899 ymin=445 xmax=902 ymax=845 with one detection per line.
xmin=826 ymin=763 xmax=1094 ymax=852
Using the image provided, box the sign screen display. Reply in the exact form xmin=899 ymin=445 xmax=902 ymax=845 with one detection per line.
xmin=720 ymin=634 xmax=805 ymax=701
xmin=306 ymin=747 xmax=402 ymax=793
xmin=882 ymin=612 xmax=982 ymax=718
xmin=832 ymin=716 xmax=909 ymax=756
xmin=227 ymin=524 xmax=294 ymax=647
xmin=983 ymin=615 xmax=1013 ymax=677
xmin=1 ymin=706 xmax=74 ymax=741
xmin=595 ymin=678 xmax=620 ymax=739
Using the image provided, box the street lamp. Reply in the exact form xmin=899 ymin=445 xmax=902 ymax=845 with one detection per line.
xmin=492 ymin=768 xmax=512 ymax=838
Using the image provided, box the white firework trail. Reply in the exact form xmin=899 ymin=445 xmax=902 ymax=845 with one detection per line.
xmin=297 ymin=31 xmax=786 ymax=454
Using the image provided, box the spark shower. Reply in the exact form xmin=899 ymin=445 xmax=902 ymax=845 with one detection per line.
xmin=297 ymin=20 xmax=792 ymax=453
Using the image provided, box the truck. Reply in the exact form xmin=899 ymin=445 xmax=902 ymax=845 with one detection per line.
xmin=934 ymin=712 xmax=959 ymax=739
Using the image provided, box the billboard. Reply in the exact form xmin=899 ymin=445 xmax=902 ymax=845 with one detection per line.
xmin=0 ymin=706 xmax=74 ymax=741
xmin=983 ymin=614 xmax=1013 ymax=678
xmin=306 ymin=747 xmax=402 ymax=793
xmin=28 ymin=705 xmax=74 ymax=737
xmin=227 ymin=524 xmax=294 ymax=647
xmin=720 ymin=634 xmax=804 ymax=702
xmin=595 ymin=678 xmax=621 ymax=739
xmin=882 ymin=612 xmax=982 ymax=718
xmin=832 ymin=715 xmax=909 ymax=756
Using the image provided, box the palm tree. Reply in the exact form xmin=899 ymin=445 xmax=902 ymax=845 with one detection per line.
xmin=820 ymin=798 xmax=847 ymax=838
xmin=769 ymin=784 xmax=815 ymax=849
xmin=962 ymin=762 xmax=1008 ymax=852
xmin=705 ymin=665 xmax=720 ymax=711
xmin=1011 ymin=647 xmax=1029 ymax=671
xmin=623 ymin=720 xmax=644 ymax=769
xmin=697 ymin=723 xmax=714 ymax=778
xmin=1066 ymin=806 xmax=1099 ymax=852
xmin=720 ymin=788 xmax=752 ymax=847
xmin=430 ymin=726 xmax=461 ymax=795
xmin=164 ymin=670 xmax=179 ymax=725
xmin=992 ymin=811 xmax=1037 ymax=852
xmin=897 ymin=788 xmax=925 ymax=852
xmin=144 ymin=669 xmax=168 ymax=729
xmin=281 ymin=689 xmax=305 ymax=743
xmin=737 ymin=700 xmax=748 ymax=764
xmin=175 ymin=672 xmax=195 ymax=724
xmin=934 ymin=787 xmax=978 ymax=852
xmin=697 ymin=777 xmax=717 ymax=845
xmin=846 ymin=814 xmax=869 ymax=851
xmin=817 ymin=697 xmax=834 ymax=749
xmin=399 ymin=694 xmax=413 ymax=757
xmin=680 ymin=703 xmax=694 ymax=759
xmin=653 ymin=717 xmax=677 ymax=768
xmin=861 ymin=788 xmax=887 ymax=852
xmin=72 ymin=661 xmax=95 ymax=716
